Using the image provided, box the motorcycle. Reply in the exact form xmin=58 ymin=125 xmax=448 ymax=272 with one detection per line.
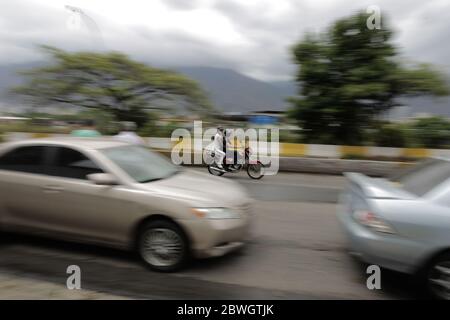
xmin=205 ymin=147 xmax=265 ymax=179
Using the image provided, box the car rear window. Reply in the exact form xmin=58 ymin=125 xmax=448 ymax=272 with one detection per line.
xmin=392 ymin=159 xmax=450 ymax=196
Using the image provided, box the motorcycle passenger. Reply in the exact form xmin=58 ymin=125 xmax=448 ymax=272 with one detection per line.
xmin=226 ymin=130 xmax=244 ymax=167
xmin=224 ymin=129 xmax=233 ymax=164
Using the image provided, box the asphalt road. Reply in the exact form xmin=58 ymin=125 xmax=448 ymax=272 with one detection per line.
xmin=0 ymin=170 xmax=424 ymax=299
xmin=222 ymin=170 xmax=344 ymax=203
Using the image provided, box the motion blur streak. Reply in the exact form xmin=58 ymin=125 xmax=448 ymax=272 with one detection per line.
xmin=1 ymin=0 xmax=450 ymax=300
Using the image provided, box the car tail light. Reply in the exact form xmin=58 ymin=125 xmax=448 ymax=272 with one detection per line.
xmin=353 ymin=210 xmax=396 ymax=234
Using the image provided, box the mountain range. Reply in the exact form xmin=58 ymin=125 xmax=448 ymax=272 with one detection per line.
xmin=0 ymin=63 xmax=449 ymax=119
xmin=174 ymin=66 xmax=296 ymax=112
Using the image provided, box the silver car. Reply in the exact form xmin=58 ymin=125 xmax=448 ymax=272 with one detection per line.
xmin=0 ymin=137 xmax=251 ymax=271
xmin=338 ymin=158 xmax=450 ymax=299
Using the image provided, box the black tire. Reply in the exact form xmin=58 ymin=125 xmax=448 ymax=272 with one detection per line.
xmin=424 ymin=252 xmax=450 ymax=299
xmin=247 ymin=161 xmax=264 ymax=179
xmin=208 ymin=165 xmax=224 ymax=176
xmin=138 ymin=220 xmax=189 ymax=272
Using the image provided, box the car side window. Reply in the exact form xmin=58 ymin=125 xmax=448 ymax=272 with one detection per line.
xmin=0 ymin=146 xmax=47 ymax=174
xmin=49 ymin=147 xmax=104 ymax=180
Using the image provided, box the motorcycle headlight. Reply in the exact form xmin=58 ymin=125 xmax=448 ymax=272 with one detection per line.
xmin=191 ymin=207 xmax=241 ymax=219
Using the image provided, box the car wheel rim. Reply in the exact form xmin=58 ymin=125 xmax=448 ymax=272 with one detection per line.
xmin=141 ymin=228 xmax=184 ymax=267
xmin=429 ymin=261 xmax=450 ymax=299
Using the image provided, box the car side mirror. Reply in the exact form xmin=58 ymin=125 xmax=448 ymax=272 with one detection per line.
xmin=87 ymin=173 xmax=118 ymax=186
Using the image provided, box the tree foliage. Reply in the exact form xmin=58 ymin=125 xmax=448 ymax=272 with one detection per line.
xmin=290 ymin=12 xmax=449 ymax=144
xmin=13 ymin=46 xmax=212 ymax=127
xmin=411 ymin=116 xmax=450 ymax=148
xmin=373 ymin=123 xmax=408 ymax=148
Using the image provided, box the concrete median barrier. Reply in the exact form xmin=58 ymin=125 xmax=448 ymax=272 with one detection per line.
xmin=278 ymin=157 xmax=412 ymax=177
xmin=3 ymin=132 xmax=436 ymax=176
xmin=157 ymin=150 xmax=411 ymax=177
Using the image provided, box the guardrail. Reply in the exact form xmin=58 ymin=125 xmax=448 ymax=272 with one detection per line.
xmin=4 ymin=132 xmax=450 ymax=159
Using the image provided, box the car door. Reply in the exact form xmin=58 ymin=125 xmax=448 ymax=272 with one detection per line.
xmin=34 ymin=146 xmax=142 ymax=246
xmin=0 ymin=145 xmax=56 ymax=231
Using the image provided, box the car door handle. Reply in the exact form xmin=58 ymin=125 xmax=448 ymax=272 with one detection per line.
xmin=42 ymin=185 xmax=64 ymax=193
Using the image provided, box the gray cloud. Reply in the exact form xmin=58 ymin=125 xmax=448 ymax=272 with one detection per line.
xmin=163 ymin=0 xmax=200 ymax=11
xmin=0 ymin=0 xmax=449 ymax=82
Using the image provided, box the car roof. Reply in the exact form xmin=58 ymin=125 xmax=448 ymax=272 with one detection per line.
xmin=1 ymin=137 xmax=130 ymax=150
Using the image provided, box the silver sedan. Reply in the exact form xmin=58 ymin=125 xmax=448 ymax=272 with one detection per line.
xmin=0 ymin=137 xmax=252 ymax=271
xmin=338 ymin=158 xmax=450 ymax=299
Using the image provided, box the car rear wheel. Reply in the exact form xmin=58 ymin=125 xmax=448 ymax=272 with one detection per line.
xmin=138 ymin=220 xmax=189 ymax=272
xmin=426 ymin=252 xmax=450 ymax=299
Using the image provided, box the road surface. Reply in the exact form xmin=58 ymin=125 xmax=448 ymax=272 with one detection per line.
xmin=0 ymin=170 xmax=423 ymax=299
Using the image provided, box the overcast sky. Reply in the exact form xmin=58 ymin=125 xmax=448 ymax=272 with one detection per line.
xmin=1 ymin=0 xmax=450 ymax=81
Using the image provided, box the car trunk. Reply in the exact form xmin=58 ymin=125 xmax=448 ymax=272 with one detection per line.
xmin=344 ymin=172 xmax=416 ymax=200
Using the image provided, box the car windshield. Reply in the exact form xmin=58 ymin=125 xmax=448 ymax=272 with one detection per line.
xmin=391 ymin=158 xmax=450 ymax=196
xmin=102 ymin=145 xmax=179 ymax=183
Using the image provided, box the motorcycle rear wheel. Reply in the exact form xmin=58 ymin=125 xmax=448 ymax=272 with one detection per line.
xmin=208 ymin=165 xmax=225 ymax=176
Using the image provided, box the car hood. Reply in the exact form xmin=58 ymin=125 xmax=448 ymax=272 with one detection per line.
xmin=141 ymin=168 xmax=251 ymax=207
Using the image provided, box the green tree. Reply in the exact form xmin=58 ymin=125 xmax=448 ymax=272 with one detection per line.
xmin=290 ymin=12 xmax=449 ymax=144
xmin=411 ymin=116 xmax=450 ymax=148
xmin=13 ymin=46 xmax=212 ymax=127
xmin=138 ymin=117 xmax=179 ymax=138
xmin=373 ymin=122 xmax=408 ymax=147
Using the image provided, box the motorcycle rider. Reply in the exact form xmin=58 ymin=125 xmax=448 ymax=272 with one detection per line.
xmin=213 ymin=127 xmax=226 ymax=169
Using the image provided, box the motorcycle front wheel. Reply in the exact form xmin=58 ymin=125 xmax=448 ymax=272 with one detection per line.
xmin=247 ymin=161 xmax=264 ymax=179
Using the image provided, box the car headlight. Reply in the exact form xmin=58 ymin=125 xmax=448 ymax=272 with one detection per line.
xmin=353 ymin=210 xmax=396 ymax=234
xmin=191 ymin=207 xmax=241 ymax=219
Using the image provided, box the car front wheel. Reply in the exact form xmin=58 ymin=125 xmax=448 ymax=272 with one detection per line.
xmin=138 ymin=220 xmax=189 ymax=272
